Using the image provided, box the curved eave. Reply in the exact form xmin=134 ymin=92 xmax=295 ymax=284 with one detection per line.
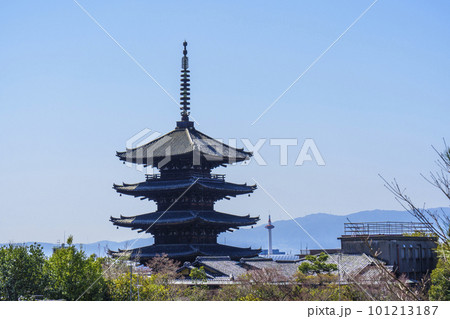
xmin=116 ymin=127 xmax=252 ymax=167
xmin=109 ymin=244 xmax=261 ymax=260
xmin=112 ymin=180 xmax=256 ymax=197
xmin=110 ymin=211 xmax=260 ymax=229
xmin=116 ymin=151 xmax=250 ymax=167
xmin=191 ymin=129 xmax=253 ymax=158
xmin=116 ymin=128 xmax=180 ymax=163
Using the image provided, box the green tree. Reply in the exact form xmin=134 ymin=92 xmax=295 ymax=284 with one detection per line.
xmin=429 ymin=251 xmax=450 ymax=300
xmin=107 ymin=273 xmax=140 ymax=301
xmin=183 ymin=266 xmax=209 ymax=300
xmin=45 ymin=236 xmax=107 ymax=300
xmin=108 ymin=273 xmax=181 ymax=301
xmin=189 ymin=266 xmax=207 ymax=283
xmin=0 ymin=243 xmax=48 ymax=300
xmin=298 ymin=252 xmax=338 ymax=275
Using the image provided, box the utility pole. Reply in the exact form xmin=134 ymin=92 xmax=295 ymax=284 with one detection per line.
xmin=137 ymin=273 xmax=141 ymax=301
xmin=129 ymin=264 xmax=133 ymax=301
xmin=338 ymin=253 xmax=341 ymax=301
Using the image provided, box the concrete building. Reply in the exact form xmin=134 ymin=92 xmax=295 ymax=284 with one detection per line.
xmin=339 ymin=221 xmax=437 ymax=280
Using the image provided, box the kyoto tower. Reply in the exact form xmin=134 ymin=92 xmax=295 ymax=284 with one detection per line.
xmin=265 ymin=215 xmax=275 ymax=256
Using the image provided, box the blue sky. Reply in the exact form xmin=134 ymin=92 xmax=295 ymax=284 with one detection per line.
xmin=0 ymin=1 xmax=449 ymax=243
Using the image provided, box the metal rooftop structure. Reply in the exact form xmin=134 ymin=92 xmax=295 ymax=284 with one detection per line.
xmin=344 ymin=221 xmax=431 ymax=236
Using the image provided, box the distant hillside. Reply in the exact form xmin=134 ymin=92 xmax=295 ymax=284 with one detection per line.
xmin=219 ymin=207 xmax=450 ymax=254
xmin=2 ymin=208 xmax=448 ymax=256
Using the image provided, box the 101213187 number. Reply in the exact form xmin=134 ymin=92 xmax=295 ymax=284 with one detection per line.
xmin=368 ymin=306 xmax=438 ymax=316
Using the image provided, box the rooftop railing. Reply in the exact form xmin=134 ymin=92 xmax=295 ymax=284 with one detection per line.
xmin=145 ymin=173 xmax=225 ymax=181
xmin=210 ymin=174 xmax=225 ymax=181
xmin=145 ymin=174 xmax=161 ymax=180
xmin=344 ymin=221 xmax=431 ymax=236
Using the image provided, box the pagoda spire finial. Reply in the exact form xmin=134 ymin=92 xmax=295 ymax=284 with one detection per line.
xmin=180 ymin=41 xmax=191 ymax=122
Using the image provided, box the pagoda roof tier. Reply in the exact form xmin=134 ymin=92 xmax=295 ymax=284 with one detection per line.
xmin=110 ymin=210 xmax=259 ymax=230
xmin=109 ymin=243 xmax=261 ymax=262
xmin=113 ymin=177 xmax=256 ymax=199
xmin=116 ymin=127 xmax=252 ymax=168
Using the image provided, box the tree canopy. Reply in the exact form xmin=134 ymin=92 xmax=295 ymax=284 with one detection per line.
xmin=298 ymin=252 xmax=338 ymax=275
xmin=0 ymin=243 xmax=48 ymax=301
xmin=45 ymin=240 xmax=107 ymax=301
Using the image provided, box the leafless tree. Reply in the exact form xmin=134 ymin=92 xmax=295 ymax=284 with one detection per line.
xmin=146 ymin=254 xmax=180 ymax=279
xmin=381 ymin=142 xmax=449 ymax=246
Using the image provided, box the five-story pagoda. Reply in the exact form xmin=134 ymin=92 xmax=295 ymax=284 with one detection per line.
xmin=110 ymin=42 xmax=260 ymax=263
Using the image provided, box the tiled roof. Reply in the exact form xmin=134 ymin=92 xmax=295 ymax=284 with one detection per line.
xmin=327 ymin=253 xmax=377 ymax=278
xmin=193 ymin=256 xmax=248 ymax=278
xmin=113 ymin=177 xmax=256 ymax=198
xmin=259 ymin=254 xmax=300 ymax=261
xmin=296 ymin=253 xmax=387 ymax=283
xmin=170 ymin=253 xmax=392 ymax=282
xmin=110 ymin=210 xmax=259 ymax=229
xmin=116 ymin=127 xmax=251 ymax=167
xmin=110 ymin=244 xmax=261 ymax=261
xmin=242 ymin=259 xmax=301 ymax=279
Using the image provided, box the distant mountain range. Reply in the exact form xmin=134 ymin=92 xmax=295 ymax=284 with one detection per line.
xmin=3 ymin=208 xmax=448 ymax=257
xmin=222 ymin=207 xmax=449 ymax=254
